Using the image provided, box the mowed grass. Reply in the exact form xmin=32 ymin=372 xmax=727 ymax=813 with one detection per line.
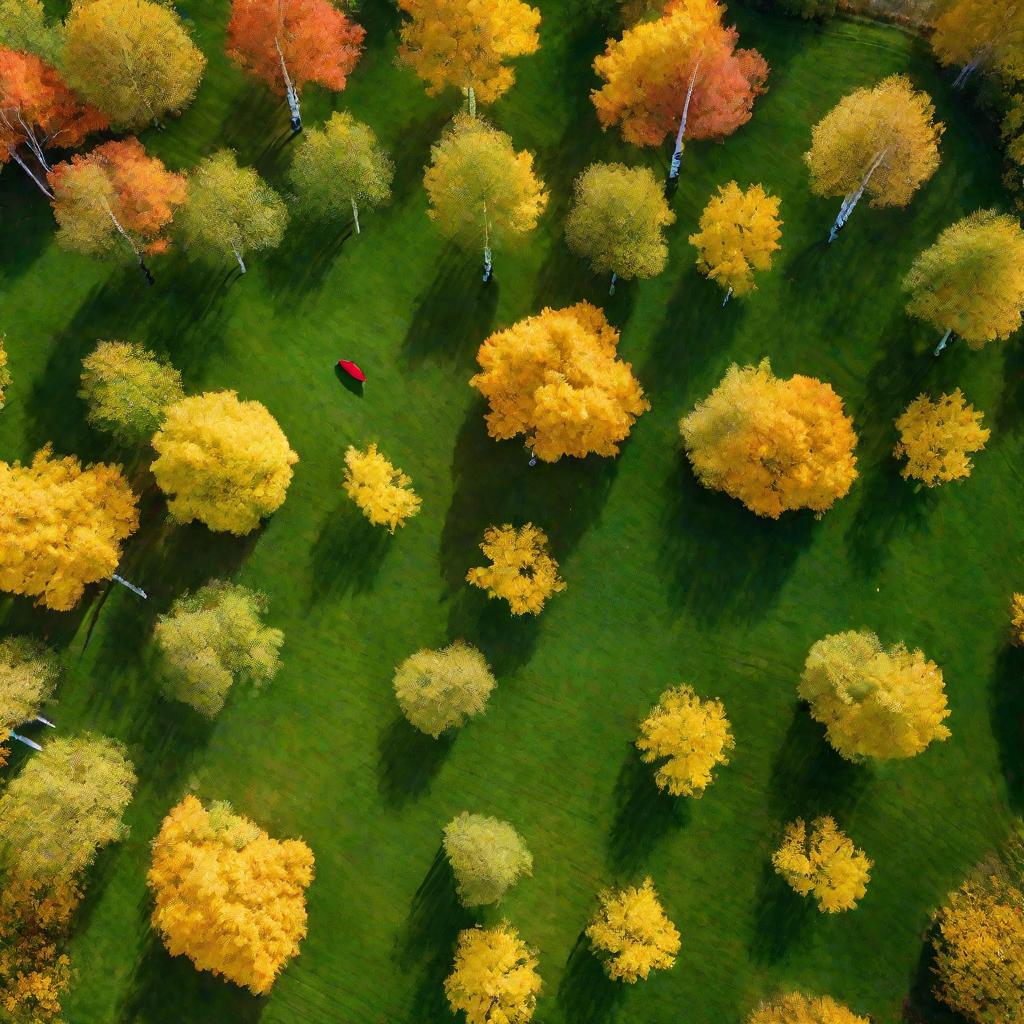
xmin=0 ymin=2 xmax=1022 ymax=1022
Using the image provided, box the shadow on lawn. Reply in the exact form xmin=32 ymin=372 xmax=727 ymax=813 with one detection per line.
xmin=990 ymin=644 xmax=1024 ymax=813
xmin=445 ymin=587 xmax=541 ymax=678
xmin=901 ymin=924 xmax=969 ymax=1024
xmin=264 ymin=213 xmax=353 ymax=301
xmin=557 ymin=931 xmax=622 ymax=1024
xmin=307 ymin=502 xmax=391 ymax=606
xmin=377 ymin=716 xmax=454 ymax=807
xmin=749 ymin=859 xmax=814 ymax=966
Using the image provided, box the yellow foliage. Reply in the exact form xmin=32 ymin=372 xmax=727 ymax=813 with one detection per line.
xmin=0 ymin=636 xmax=59 ymax=734
xmin=397 ymin=0 xmax=540 ymax=105
xmin=148 ymin=795 xmax=315 ymax=996
xmin=466 ymin=523 xmax=565 ymax=615
xmin=586 ymin=877 xmax=680 ymax=982
xmin=0 ymin=334 xmax=10 ymax=408
xmin=443 ymin=812 xmax=533 ymax=907
xmin=690 ymin=181 xmax=782 ymax=297
xmin=932 ymin=0 xmax=1024 ymax=81
xmin=679 ymin=359 xmax=858 ymax=519
xmin=800 ymin=630 xmax=951 ymax=761
xmin=772 ymin=816 xmax=872 ymax=913
xmin=0 ymin=445 xmax=139 ymax=611
xmin=893 ymin=390 xmax=989 ymax=487
xmin=470 ymin=302 xmax=649 ymax=462
xmin=636 ymin=684 xmax=734 ymax=797
xmin=151 ymin=391 xmax=298 ymax=535
xmin=343 ymin=444 xmax=421 ymax=533
xmin=444 ymin=923 xmax=542 ymax=1024
xmin=805 ymin=75 xmax=943 ymax=208
xmin=1011 ymin=593 xmax=1024 ymax=646
xmin=748 ymin=991 xmax=870 ymax=1024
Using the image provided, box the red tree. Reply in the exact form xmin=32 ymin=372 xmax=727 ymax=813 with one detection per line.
xmin=226 ymin=0 xmax=365 ymax=132
xmin=0 ymin=47 xmax=107 ymax=197
xmin=684 ymin=34 xmax=768 ymax=141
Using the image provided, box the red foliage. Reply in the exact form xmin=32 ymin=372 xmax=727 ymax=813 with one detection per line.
xmin=687 ymin=36 xmax=769 ymax=141
xmin=226 ymin=0 xmax=365 ymax=95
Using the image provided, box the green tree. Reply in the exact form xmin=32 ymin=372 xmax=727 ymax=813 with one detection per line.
xmin=0 ymin=0 xmax=61 ymax=63
xmin=0 ymin=636 xmax=58 ymax=734
xmin=154 ymin=581 xmax=284 ymax=718
xmin=443 ymin=811 xmax=533 ymax=907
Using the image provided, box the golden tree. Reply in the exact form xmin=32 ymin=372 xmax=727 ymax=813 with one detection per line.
xmin=151 ymin=391 xmax=298 ymax=535
xmin=799 ymin=630 xmax=951 ymax=761
xmin=424 ymin=113 xmax=546 ymax=279
xmin=932 ymin=0 xmax=1024 ymax=88
xmin=636 ymin=684 xmax=734 ymax=798
xmin=397 ymin=0 xmax=541 ymax=110
xmin=586 ymin=877 xmax=680 ymax=982
xmin=393 ymin=641 xmax=496 ymax=738
xmin=748 ymin=992 xmax=870 ymax=1024
xmin=564 ymin=162 xmax=675 ymax=292
xmin=342 ymin=444 xmax=421 ymax=533
xmin=903 ymin=211 xmax=1024 ymax=353
xmin=1011 ymin=593 xmax=1024 ymax=646
xmin=893 ymin=390 xmax=989 ymax=487
xmin=805 ymin=75 xmax=943 ymax=241
xmin=148 ymin=795 xmax=314 ymax=995
xmin=443 ymin=812 xmax=533 ymax=907
xmin=0 ymin=445 xmax=139 ymax=611
xmin=679 ymin=359 xmax=858 ymax=519
xmin=0 ymin=334 xmax=9 ymax=408
xmin=470 ymin=302 xmax=649 ymax=462
xmin=466 ymin=523 xmax=565 ymax=615
xmin=689 ymin=181 xmax=782 ymax=302
xmin=0 ymin=636 xmax=58 ymax=734
xmin=444 ymin=923 xmax=541 ymax=1024
xmin=772 ymin=816 xmax=872 ymax=913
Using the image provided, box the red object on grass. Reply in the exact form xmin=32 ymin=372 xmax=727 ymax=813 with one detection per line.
xmin=337 ymin=359 xmax=366 ymax=382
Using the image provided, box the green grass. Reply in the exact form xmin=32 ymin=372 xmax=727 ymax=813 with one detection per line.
xmin=0 ymin=2 xmax=1021 ymax=1022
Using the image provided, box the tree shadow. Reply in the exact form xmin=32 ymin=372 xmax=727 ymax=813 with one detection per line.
xmin=996 ymin=338 xmax=1024 ymax=436
xmin=219 ymin=82 xmax=293 ymax=173
xmin=990 ymin=644 xmax=1024 ymax=814
xmin=606 ymin=744 xmax=690 ymax=876
xmin=376 ymin=715 xmax=455 ymax=808
xmin=556 ymin=931 xmax=623 ymax=1024
xmin=901 ymin=923 xmax=969 ymax=1024
xmin=445 ymin=587 xmax=541 ymax=678
xmin=748 ymin=858 xmax=815 ymax=966
xmin=262 ymin=214 xmax=353 ymax=300
xmin=306 ymin=502 xmax=391 ymax=606
xmin=0 ymin=168 xmax=52 ymax=284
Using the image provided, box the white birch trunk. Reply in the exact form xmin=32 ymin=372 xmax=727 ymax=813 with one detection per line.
xmin=934 ymin=328 xmax=953 ymax=356
xmin=231 ymin=241 xmax=247 ymax=274
xmin=722 ymin=285 xmax=733 ymax=306
xmin=8 ymin=146 xmax=52 ymax=197
xmin=609 ymin=271 xmax=618 ymax=295
xmin=351 ymin=196 xmax=361 ymax=234
xmin=953 ymin=57 xmax=981 ymax=89
xmin=467 ymin=84 xmax=477 ymax=117
xmin=829 ymin=148 xmax=887 ymax=242
xmin=275 ymin=35 xmax=302 ymax=131
xmin=668 ymin=58 xmax=702 ymax=182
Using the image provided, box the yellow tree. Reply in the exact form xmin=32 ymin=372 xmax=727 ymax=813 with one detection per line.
xmin=444 ymin=923 xmax=542 ymax=1024
xmin=1010 ymin=592 xmax=1024 ymax=645
xmin=772 ymin=816 xmax=872 ymax=913
xmin=424 ymin=113 xmax=547 ymax=281
xmin=893 ymin=390 xmax=989 ymax=487
xmin=0 ymin=445 xmax=139 ymax=611
xmin=903 ymin=210 xmax=1024 ymax=353
xmin=443 ymin=812 xmax=533 ymax=907
xmin=466 ymin=523 xmax=565 ymax=615
xmin=151 ymin=391 xmax=298 ymax=536
xmin=0 ymin=0 xmax=62 ymax=63
xmin=805 ymin=75 xmax=943 ymax=242
xmin=0 ymin=334 xmax=9 ymax=408
xmin=148 ymin=795 xmax=315 ymax=995
xmin=0 ymin=636 xmax=59 ymax=734
xmin=636 ymin=684 xmax=734 ymax=798
xmin=689 ymin=181 xmax=782 ymax=303
xmin=564 ymin=162 xmax=675 ymax=293
xmin=397 ymin=0 xmax=541 ymax=112
xmin=63 ymin=0 xmax=205 ymax=129
xmin=932 ymin=0 xmax=1024 ymax=88
xmin=586 ymin=877 xmax=680 ymax=982
xmin=342 ymin=443 xmax=421 ymax=533
xmin=679 ymin=359 xmax=858 ymax=519
xmin=748 ymin=992 xmax=870 ymax=1024
xmin=799 ymin=630 xmax=951 ymax=761
xmin=470 ymin=302 xmax=649 ymax=462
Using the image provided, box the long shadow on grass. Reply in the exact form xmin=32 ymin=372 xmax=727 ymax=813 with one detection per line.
xmin=996 ymin=339 xmax=1024 ymax=436
xmin=307 ymin=502 xmax=391 ymax=607
xmin=0 ymin=169 xmax=53 ymax=283
xmin=749 ymin=858 xmax=815 ymax=966
xmin=990 ymin=644 xmax=1024 ymax=813
xmin=377 ymin=716 xmax=455 ymax=807
xmin=557 ymin=931 xmax=622 ymax=1024
xmin=263 ymin=214 xmax=353 ymax=300
xmin=902 ymin=923 xmax=970 ymax=1024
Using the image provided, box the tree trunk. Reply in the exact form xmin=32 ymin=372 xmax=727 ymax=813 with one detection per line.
xmin=609 ymin=271 xmax=618 ymax=295
xmin=467 ymin=84 xmax=477 ymax=117
xmin=829 ymin=148 xmax=887 ymax=243
xmin=231 ymin=241 xmax=247 ymax=274
xmin=953 ymin=58 xmax=980 ymax=89
xmin=934 ymin=328 xmax=953 ymax=357
xmin=668 ymin=58 xmax=702 ymax=182
xmin=103 ymin=199 xmax=155 ymax=283
xmin=275 ymin=35 xmax=302 ymax=132
xmin=722 ymin=285 xmax=733 ymax=306
xmin=351 ymin=196 xmax=361 ymax=235
xmin=8 ymin=146 xmax=52 ymax=198
xmin=481 ymin=203 xmax=492 ymax=282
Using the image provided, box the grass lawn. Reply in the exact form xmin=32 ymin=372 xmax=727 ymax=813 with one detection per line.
xmin=1 ymin=2 xmax=1022 ymax=1022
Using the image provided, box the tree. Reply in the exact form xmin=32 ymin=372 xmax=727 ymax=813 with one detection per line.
xmin=592 ymin=0 xmax=768 ymax=179
xmin=63 ymin=0 xmax=205 ymax=130
xmin=0 ymin=636 xmax=58 ymax=734
xmin=1011 ymin=592 xmax=1024 ymax=646
xmin=772 ymin=816 xmax=872 ymax=913
xmin=0 ymin=445 xmax=139 ymax=611
xmin=903 ymin=210 xmax=1024 ymax=353
xmin=800 ymin=630 xmax=951 ymax=761
xmin=747 ymin=992 xmax=869 ymax=1024
xmin=444 ymin=923 xmax=541 ymax=1024
xmin=932 ymin=0 xmax=1024 ymax=89
xmin=342 ymin=444 xmax=421 ymax=533
xmin=679 ymin=359 xmax=858 ymax=519
xmin=443 ymin=812 xmax=532 ymax=907
xmin=0 ymin=48 xmax=107 ymax=198
xmin=565 ymin=162 xmax=675 ymax=293
xmin=151 ymin=391 xmax=298 ymax=535
xmin=805 ymin=75 xmax=943 ymax=241
xmin=154 ymin=581 xmax=283 ymax=718
xmin=393 ymin=642 xmax=496 ymax=738
xmin=79 ymin=340 xmax=184 ymax=445
xmin=148 ymin=795 xmax=314 ymax=995
xmin=0 ymin=735 xmax=136 ymax=879
xmin=636 ymin=684 xmax=734 ymax=798
xmin=466 ymin=523 xmax=565 ymax=615
xmin=397 ymin=0 xmax=541 ymax=112
xmin=893 ymin=390 xmax=989 ymax=487
xmin=689 ymin=181 xmax=782 ymax=303
xmin=288 ymin=111 xmax=393 ymax=234
xmin=176 ymin=150 xmax=288 ymax=274
xmin=470 ymin=302 xmax=649 ymax=461
xmin=424 ymin=112 xmax=547 ymax=280
xmin=0 ymin=0 xmax=62 ymax=64
xmin=226 ymin=0 xmax=364 ymax=133
xmin=0 ymin=334 xmax=9 ymax=409
xmin=48 ymin=138 xmax=187 ymax=283
xmin=586 ymin=877 xmax=680 ymax=982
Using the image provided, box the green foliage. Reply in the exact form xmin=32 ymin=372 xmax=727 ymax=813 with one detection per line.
xmin=0 ymin=636 xmax=58 ymax=734
xmin=0 ymin=0 xmax=61 ymax=63
xmin=443 ymin=811 xmax=533 ymax=907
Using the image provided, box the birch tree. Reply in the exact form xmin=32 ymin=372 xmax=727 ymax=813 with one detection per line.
xmin=0 ymin=0 xmax=62 ymax=64
xmin=932 ymin=0 xmax=1024 ymax=89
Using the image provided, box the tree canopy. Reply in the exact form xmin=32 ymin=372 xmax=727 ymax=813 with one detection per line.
xmin=0 ymin=0 xmax=61 ymax=63
xmin=342 ymin=443 xmax=421 ymax=533
xmin=466 ymin=523 xmax=566 ymax=615
xmin=0 ymin=636 xmax=58 ymax=734
xmin=931 ymin=0 xmax=1024 ymax=83
xmin=748 ymin=992 xmax=870 ymax=1024
xmin=893 ymin=390 xmax=989 ymax=487
xmin=443 ymin=812 xmax=533 ymax=907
